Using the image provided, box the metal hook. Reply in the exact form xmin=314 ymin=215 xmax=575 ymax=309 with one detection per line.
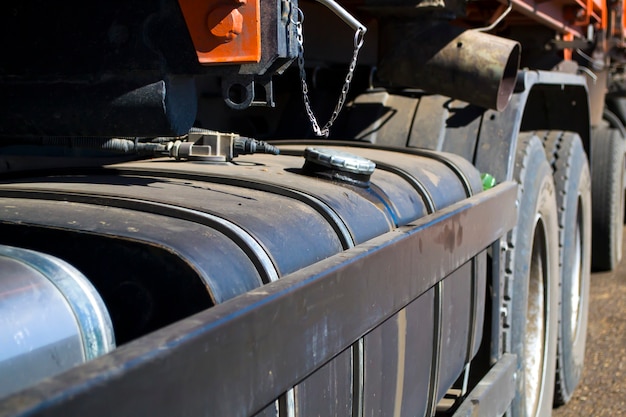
xmin=291 ymin=7 xmax=304 ymax=25
xmin=354 ymin=26 xmax=366 ymax=49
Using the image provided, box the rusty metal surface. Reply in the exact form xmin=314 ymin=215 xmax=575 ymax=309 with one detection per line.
xmin=0 ymin=181 xmax=517 ymax=417
xmin=377 ymin=23 xmax=520 ymax=111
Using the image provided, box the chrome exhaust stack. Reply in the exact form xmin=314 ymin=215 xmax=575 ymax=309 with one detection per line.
xmin=377 ymin=22 xmax=521 ymax=111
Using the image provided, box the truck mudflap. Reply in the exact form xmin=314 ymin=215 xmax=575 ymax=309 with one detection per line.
xmin=0 ymin=145 xmax=516 ymax=416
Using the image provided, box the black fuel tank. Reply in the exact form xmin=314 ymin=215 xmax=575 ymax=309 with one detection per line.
xmin=0 ymin=143 xmax=486 ymax=414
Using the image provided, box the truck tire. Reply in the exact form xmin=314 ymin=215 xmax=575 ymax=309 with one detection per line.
xmin=599 ymin=109 xmax=626 ymax=226
xmin=506 ymin=133 xmax=560 ymax=417
xmin=540 ymin=131 xmax=591 ymax=406
xmin=590 ymin=126 xmax=626 ymax=271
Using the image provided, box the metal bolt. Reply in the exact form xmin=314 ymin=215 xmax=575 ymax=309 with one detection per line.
xmin=207 ymin=2 xmax=246 ymax=43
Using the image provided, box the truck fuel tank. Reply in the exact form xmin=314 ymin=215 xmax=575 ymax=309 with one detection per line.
xmin=0 ymin=143 xmax=492 ymax=415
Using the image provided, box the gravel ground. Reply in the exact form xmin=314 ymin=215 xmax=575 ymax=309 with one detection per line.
xmin=553 ymin=229 xmax=626 ymax=416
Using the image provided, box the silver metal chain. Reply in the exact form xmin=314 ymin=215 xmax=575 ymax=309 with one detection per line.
xmin=295 ymin=9 xmax=366 ymax=138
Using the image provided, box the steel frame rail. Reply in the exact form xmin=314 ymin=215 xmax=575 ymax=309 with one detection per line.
xmin=0 ymin=182 xmax=518 ymax=417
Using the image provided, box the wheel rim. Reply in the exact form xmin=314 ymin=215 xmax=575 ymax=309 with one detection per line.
xmin=524 ymin=220 xmax=548 ymax=417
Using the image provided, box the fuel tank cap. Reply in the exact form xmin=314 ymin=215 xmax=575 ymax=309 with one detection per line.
xmin=303 ymin=147 xmax=375 ymax=187
xmin=304 ymin=147 xmax=376 ymax=175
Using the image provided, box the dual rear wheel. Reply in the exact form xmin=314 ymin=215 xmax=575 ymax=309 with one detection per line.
xmin=507 ymin=131 xmax=591 ymax=417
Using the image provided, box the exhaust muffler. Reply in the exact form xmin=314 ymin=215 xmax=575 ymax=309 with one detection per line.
xmin=377 ymin=22 xmax=520 ymax=111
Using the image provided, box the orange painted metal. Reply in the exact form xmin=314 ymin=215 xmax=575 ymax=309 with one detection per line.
xmin=563 ymin=32 xmax=574 ymax=60
xmin=505 ymin=0 xmax=610 ymax=39
xmin=573 ymin=0 xmax=602 ymax=26
xmin=622 ymin=0 xmax=626 ymax=40
xmin=178 ymin=0 xmax=261 ymax=64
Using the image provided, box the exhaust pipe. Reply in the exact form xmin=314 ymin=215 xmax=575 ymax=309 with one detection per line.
xmin=377 ymin=22 xmax=520 ymax=111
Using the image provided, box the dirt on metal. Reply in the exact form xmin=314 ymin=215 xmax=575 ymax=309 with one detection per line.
xmin=553 ymin=227 xmax=626 ymax=416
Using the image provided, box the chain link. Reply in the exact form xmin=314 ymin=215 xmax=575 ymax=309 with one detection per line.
xmin=295 ymin=9 xmax=365 ymax=138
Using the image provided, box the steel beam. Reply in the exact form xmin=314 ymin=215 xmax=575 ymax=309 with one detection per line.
xmin=451 ymin=354 xmax=517 ymax=417
xmin=0 ymin=182 xmax=517 ymax=417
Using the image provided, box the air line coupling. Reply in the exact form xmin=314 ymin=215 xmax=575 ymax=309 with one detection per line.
xmin=168 ymin=128 xmax=279 ymax=162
